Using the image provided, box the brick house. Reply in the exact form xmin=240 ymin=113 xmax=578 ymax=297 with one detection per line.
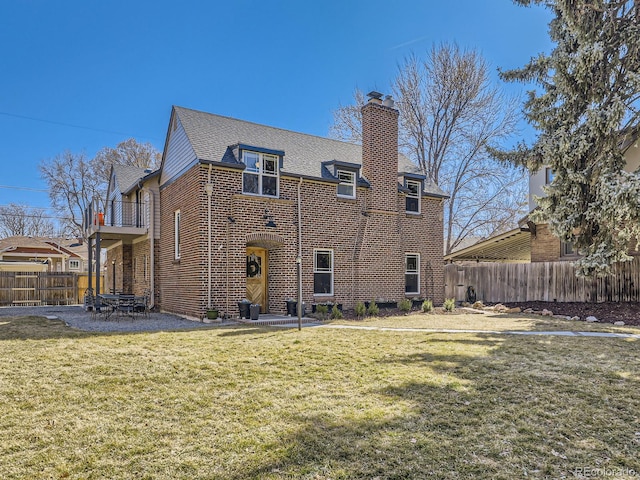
xmin=87 ymin=92 xmax=447 ymax=319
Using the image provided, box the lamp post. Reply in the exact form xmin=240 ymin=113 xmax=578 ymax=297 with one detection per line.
xmin=111 ymin=260 xmax=116 ymax=294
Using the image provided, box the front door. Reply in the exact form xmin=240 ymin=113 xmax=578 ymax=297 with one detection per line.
xmin=246 ymin=247 xmax=267 ymax=313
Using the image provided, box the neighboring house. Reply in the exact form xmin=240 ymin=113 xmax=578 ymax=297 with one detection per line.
xmin=0 ymin=236 xmax=88 ymax=272
xmin=444 ymin=228 xmax=531 ymax=264
xmin=446 ymin=135 xmax=640 ymax=265
xmin=86 ymin=92 xmax=447 ymax=319
xmin=526 ymin=137 xmax=640 ymax=263
xmin=85 ymin=164 xmax=160 ymax=305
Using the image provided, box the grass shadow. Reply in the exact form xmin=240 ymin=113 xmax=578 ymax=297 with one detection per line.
xmin=227 ymin=332 xmax=640 ymax=479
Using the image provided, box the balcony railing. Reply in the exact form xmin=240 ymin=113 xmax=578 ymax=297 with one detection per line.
xmin=84 ymin=198 xmax=148 ymax=232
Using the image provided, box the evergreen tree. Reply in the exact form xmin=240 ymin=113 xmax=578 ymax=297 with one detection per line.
xmin=497 ymin=0 xmax=640 ymax=275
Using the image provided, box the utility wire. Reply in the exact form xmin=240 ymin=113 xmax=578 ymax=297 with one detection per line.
xmin=0 ymin=212 xmax=73 ymax=221
xmin=0 ymin=111 xmax=161 ymax=141
xmin=0 ymin=184 xmax=49 ymax=193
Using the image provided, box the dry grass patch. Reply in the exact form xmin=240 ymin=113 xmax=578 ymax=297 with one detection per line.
xmin=1 ymin=316 xmax=639 ymax=479
xmin=331 ymin=311 xmax=640 ymax=333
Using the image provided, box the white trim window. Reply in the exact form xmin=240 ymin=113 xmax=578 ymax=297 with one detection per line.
xmin=242 ymin=151 xmax=279 ymax=197
xmin=545 ymin=167 xmax=554 ymax=185
xmin=405 ymin=253 xmax=420 ymax=294
xmin=406 ymin=180 xmax=421 ymax=214
xmin=313 ymin=249 xmax=333 ymax=296
xmin=337 ymin=169 xmax=356 ymax=198
xmin=174 ymin=210 xmax=181 ymax=260
xmin=69 ymin=259 xmax=80 ymax=271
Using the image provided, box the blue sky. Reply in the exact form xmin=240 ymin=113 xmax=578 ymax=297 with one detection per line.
xmin=0 ymin=0 xmax=553 ymax=216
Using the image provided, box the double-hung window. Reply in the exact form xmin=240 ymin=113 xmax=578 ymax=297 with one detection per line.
xmin=174 ymin=210 xmax=181 ymax=260
xmin=69 ymin=259 xmax=80 ymax=271
xmin=337 ymin=169 xmax=356 ymax=198
xmin=242 ymin=151 xmax=279 ymax=197
xmin=405 ymin=254 xmax=420 ymax=294
xmin=313 ymin=249 xmax=333 ymax=295
xmin=406 ymin=180 xmax=421 ymax=213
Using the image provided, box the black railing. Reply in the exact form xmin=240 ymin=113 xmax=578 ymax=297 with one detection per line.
xmin=84 ymin=198 xmax=148 ymax=230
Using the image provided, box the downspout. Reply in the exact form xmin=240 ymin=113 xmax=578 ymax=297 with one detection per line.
xmin=206 ymin=164 xmax=214 ymax=311
xmin=297 ymin=176 xmax=303 ymax=330
xmin=146 ymin=187 xmax=155 ymax=309
xmin=226 ymin=216 xmax=230 ymax=318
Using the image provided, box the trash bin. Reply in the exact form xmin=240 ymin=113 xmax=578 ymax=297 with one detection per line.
xmin=250 ymin=304 xmax=260 ymax=320
xmin=286 ymin=299 xmax=297 ymax=316
xmin=238 ymin=299 xmax=251 ymax=319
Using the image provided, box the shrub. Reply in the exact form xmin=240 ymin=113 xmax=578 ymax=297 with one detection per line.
xmin=354 ymin=301 xmax=366 ymax=319
xmin=422 ymin=299 xmax=433 ymax=313
xmin=398 ymin=298 xmax=412 ymax=312
xmin=367 ymin=300 xmax=379 ymax=316
xmin=330 ymin=304 xmax=343 ymax=319
xmin=315 ymin=304 xmax=329 ymax=320
xmin=443 ymin=298 xmax=456 ymax=312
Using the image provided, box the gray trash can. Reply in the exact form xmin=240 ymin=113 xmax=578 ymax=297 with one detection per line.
xmin=250 ymin=304 xmax=260 ymax=320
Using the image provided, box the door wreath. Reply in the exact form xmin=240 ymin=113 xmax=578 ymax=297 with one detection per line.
xmin=246 ymin=254 xmax=262 ymax=278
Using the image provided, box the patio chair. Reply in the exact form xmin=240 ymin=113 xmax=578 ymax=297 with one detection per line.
xmin=117 ymin=294 xmax=136 ymax=318
xmin=133 ymin=294 xmax=149 ymax=317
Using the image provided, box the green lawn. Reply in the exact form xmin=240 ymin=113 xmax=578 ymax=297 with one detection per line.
xmin=1 ymin=315 xmax=640 ymax=479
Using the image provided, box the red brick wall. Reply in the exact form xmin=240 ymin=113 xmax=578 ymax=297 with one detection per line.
xmin=530 ymin=224 xmax=562 ymax=262
xmin=156 ymin=163 xmax=444 ymax=318
xmin=158 ymin=166 xmax=208 ymax=318
xmin=361 ymin=101 xmax=399 ymax=212
xmin=131 ymin=240 xmax=152 ymax=296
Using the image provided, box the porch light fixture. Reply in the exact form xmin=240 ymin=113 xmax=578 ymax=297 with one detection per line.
xmin=263 ymin=208 xmax=276 ymax=228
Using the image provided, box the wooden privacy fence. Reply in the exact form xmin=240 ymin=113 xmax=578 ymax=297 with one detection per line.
xmin=0 ymin=272 xmax=78 ymax=306
xmin=445 ymin=257 xmax=640 ymax=303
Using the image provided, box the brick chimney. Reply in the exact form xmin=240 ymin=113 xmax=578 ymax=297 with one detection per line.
xmin=361 ymin=91 xmax=399 ymax=212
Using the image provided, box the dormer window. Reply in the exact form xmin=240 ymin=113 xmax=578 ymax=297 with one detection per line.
xmin=322 ymin=160 xmax=362 ymax=199
xmin=406 ymin=179 xmax=421 ymax=213
xmin=242 ymin=150 xmax=279 ymax=197
xmin=337 ymin=169 xmax=356 ymax=198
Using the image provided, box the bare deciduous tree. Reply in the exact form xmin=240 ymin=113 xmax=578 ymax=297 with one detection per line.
xmin=39 ymin=139 xmax=161 ymax=239
xmin=39 ymin=151 xmax=104 ymax=239
xmin=0 ymin=203 xmax=56 ymax=237
xmin=331 ymin=43 xmax=527 ymax=254
xmin=93 ymin=138 xmax=162 ymax=182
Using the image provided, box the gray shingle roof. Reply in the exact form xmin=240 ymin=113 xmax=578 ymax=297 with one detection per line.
xmin=174 ymin=106 xmax=447 ymax=198
xmin=112 ymin=165 xmax=150 ymax=194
